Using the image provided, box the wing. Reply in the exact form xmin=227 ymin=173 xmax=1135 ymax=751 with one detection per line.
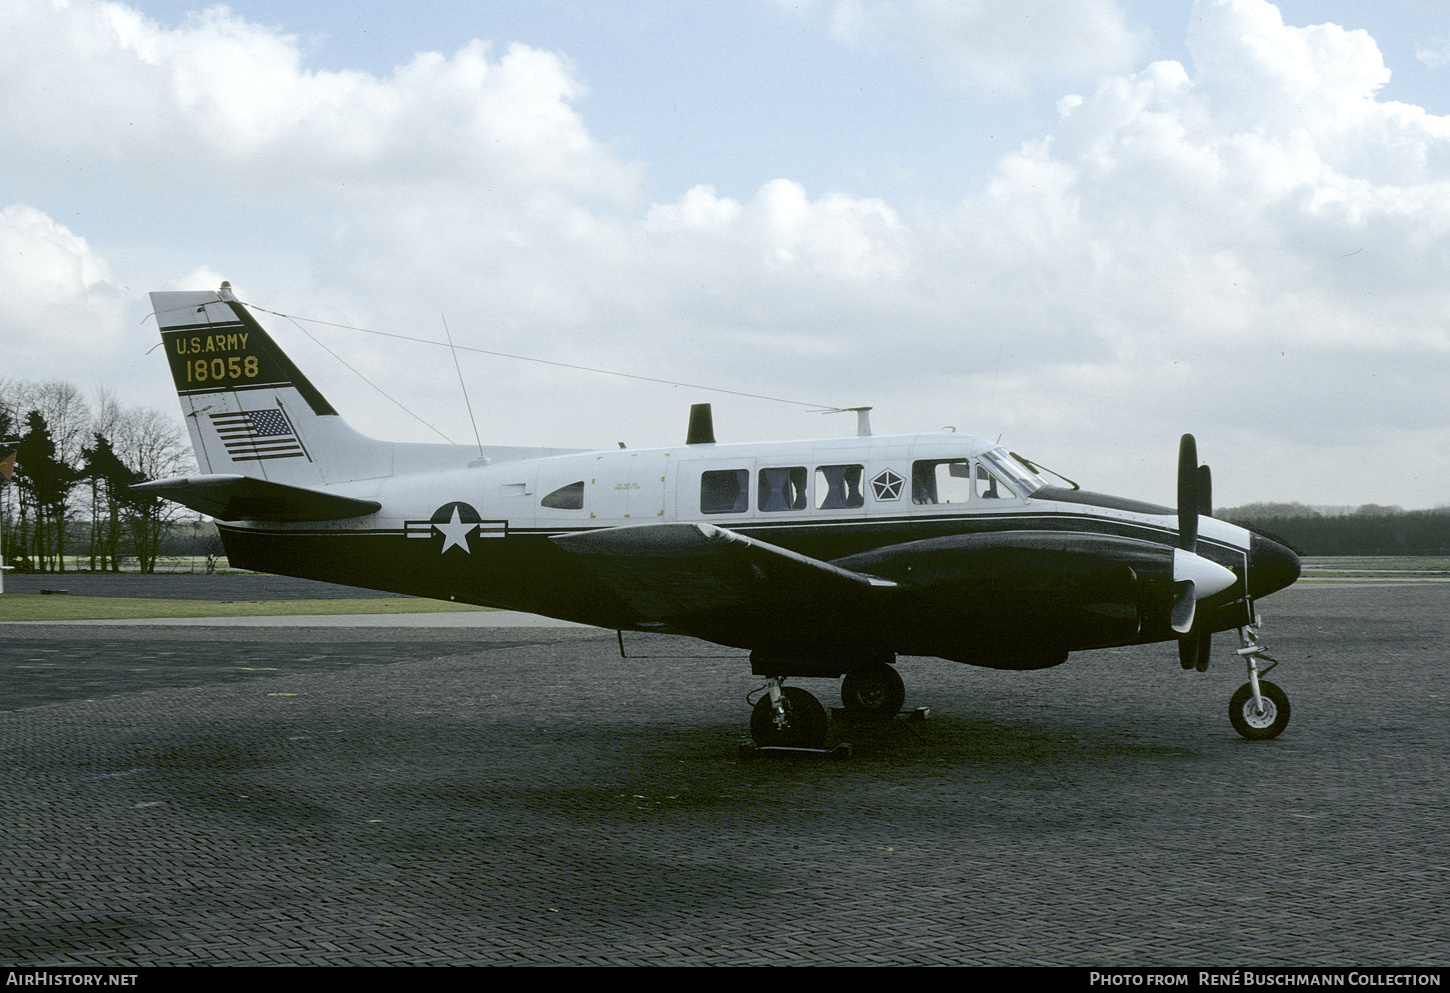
xmin=132 ymin=474 xmax=381 ymax=522
xmin=550 ymin=523 xmax=896 ymax=646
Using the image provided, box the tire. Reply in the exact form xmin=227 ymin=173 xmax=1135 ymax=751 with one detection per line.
xmin=839 ymin=664 xmax=906 ymax=721
xmin=1229 ymin=680 xmax=1291 ymax=740
xmin=751 ymin=686 xmax=829 ymax=749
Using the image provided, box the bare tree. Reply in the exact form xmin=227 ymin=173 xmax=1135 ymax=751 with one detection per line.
xmin=85 ymin=388 xmax=126 ymax=570
xmin=114 ymin=406 xmax=192 ymax=572
xmin=2 ymin=378 xmax=191 ymax=572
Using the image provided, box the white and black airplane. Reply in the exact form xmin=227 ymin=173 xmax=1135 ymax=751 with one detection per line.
xmin=138 ymin=283 xmax=1302 ymax=748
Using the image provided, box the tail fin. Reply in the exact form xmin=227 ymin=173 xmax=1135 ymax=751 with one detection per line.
xmin=151 ymin=282 xmax=389 ymax=486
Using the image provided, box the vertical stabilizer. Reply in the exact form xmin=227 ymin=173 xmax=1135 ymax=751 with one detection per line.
xmin=151 ymin=283 xmax=389 ymax=486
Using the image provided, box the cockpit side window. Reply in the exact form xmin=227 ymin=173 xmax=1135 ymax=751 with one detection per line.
xmin=974 ymin=460 xmax=1017 ymax=500
xmin=701 ymin=469 xmax=749 ymax=514
xmin=974 ymin=464 xmax=1002 ymax=499
xmin=759 ymin=467 xmax=808 ymax=511
xmin=912 ymin=459 xmax=973 ymax=504
xmin=540 ymin=481 xmax=585 ymax=510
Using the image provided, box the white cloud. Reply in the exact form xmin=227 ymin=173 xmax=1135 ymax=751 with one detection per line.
xmin=2 ymin=0 xmax=1450 ymax=507
xmin=645 ymin=179 xmax=909 ymax=280
xmin=906 ymin=0 xmax=1450 ymax=500
xmin=0 ymin=0 xmax=640 ymax=203
xmin=0 ymin=204 xmax=127 ymax=368
xmin=1417 ymin=36 xmax=1450 ymax=71
xmin=827 ymin=0 xmax=1145 ymax=91
xmin=0 ymin=202 xmax=179 ymax=418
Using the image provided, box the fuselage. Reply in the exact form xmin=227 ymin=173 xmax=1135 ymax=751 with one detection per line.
xmin=217 ymin=431 xmax=1301 ymax=667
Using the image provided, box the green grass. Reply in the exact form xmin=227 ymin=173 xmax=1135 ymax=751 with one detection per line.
xmin=0 ymin=595 xmax=492 ymax=622
xmin=1297 ymin=556 xmax=1450 ymax=581
xmin=6 ymin=555 xmax=1443 ymax=621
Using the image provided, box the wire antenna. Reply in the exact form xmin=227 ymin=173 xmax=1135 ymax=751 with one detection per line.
xmin=275 ymin=311 xmax=454 ymax=443
xmin=243 ymin=302 xmax=839 ymax=412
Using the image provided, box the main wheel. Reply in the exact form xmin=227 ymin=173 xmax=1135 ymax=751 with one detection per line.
xmin=839 ymin=664 xmax=906 ymax=722
xmin=751 ymin=686 xmax=829 ymax=749
xmin=1229 ymin=679 xmax=1291 ymax=740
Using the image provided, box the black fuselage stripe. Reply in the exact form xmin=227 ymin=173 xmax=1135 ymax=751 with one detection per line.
xmin=220 ymin=510 xmax=1245 ymax=555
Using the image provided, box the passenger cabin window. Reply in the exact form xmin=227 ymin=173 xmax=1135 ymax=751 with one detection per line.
xmin=701 ymin=469 xmax=749 ymax=514
xmin=759 ymin=467 xmax=808 ymax=512
xmin=815 ymin=464 xmax=865 ymax=509
xmin=540 ymin=481 xmax=585 ymax=510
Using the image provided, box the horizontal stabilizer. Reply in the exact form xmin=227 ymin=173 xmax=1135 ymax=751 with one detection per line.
xmin=551 ymin=522 xmax=894 ymax=623
xmin=132 ymin=474 xmax=381 ymax=522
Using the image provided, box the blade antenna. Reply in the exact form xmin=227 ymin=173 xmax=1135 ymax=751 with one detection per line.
xmin=443 ymin=315 xmax=484 ymax=458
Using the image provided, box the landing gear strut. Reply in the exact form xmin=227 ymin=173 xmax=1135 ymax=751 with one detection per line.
xmin=1229 ymin=622 xmax=1291 ymax=740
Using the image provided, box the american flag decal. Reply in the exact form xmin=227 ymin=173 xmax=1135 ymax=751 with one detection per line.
xmin=210 ymin=409 xmax=308 ymax=462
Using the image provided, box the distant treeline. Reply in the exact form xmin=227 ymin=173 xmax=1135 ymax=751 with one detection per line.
xmin=5 ymin=517 xmax=222 ymax=573
xmin=1219 ymin=503 xmax=1450 ymax=556
xmin=2 ymin=377 xmax=191 ymax=573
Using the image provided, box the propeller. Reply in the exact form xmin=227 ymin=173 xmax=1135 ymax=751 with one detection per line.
xmin=1174 ymin=434 xmax=1216 ymax=672
xmin=1177 ymin=434 xmax=1198 ymax=552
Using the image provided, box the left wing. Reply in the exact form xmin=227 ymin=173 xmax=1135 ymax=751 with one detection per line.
xmin=550 ymin=523 xmax=895 ymax=643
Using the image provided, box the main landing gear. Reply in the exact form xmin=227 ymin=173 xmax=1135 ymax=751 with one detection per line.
xmin=1228 ymin=623 xmax=1291 ymax=740
xmin=749 ymin=682 xmax=829 ymax=750
xmin=839 ymin=662 xmax=906 ymax=722
xmin=749 ymin=662 xmax=908 ymax=751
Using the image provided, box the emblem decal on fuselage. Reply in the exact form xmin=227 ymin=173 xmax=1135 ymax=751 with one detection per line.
xmin=404 ymin=502 xmax=507 ymax=554
xmin=871 ymin=469 xmax=905 ymax=502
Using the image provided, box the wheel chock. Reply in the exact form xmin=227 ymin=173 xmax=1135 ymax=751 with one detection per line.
xmin=738 ymin=742 xmax=852 ymax=761
xmin=829 ymin=706 xmax=930 ymax=722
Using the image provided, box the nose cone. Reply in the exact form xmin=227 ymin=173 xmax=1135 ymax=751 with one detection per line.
xmin=1248 ymin=532 xmax=1301 ymax=599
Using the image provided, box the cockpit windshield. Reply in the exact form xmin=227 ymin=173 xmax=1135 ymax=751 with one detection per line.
xmin=982 ymin=448 xmax=1046 ymax=496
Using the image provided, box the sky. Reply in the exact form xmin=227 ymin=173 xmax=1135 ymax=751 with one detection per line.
xmin=2 ymin=0 xmax=1449 ymax=510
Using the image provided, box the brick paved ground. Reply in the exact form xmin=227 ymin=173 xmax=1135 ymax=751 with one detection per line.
xmin=0 ymin=626 xmax=576 ymax=712
xmin=0 ymin=584 xmax=1445 ymax=966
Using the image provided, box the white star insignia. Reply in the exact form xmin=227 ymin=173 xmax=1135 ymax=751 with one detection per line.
xmin=435 ymin=506 xmax=477 ymax=554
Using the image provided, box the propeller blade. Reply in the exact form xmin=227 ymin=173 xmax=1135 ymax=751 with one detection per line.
xmin=1178 ymin=627 xmax=1212 ymax=670
xmin=1177 ymin=434 xmax=1198 ymax=551
xmin=1179 ymin=633 xmax=1196 ymax=669
xmin=1175 ymin=437 xmax=1217 ymax=673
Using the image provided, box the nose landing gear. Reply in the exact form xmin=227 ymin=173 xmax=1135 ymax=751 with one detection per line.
xmin=1229 ymin=623 xmax=1291 ymax=740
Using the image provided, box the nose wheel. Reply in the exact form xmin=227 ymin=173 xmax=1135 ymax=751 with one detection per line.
xmin=1230 ymin=679 xmax=1290 ymax=740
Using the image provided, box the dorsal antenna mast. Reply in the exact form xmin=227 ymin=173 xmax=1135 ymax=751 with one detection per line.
xmin=442 ymin=315 xmax=484 ymax=458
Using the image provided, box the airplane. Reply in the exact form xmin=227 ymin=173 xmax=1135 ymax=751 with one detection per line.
xmin=138 ymin=282 xmax=1302 ymax=749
